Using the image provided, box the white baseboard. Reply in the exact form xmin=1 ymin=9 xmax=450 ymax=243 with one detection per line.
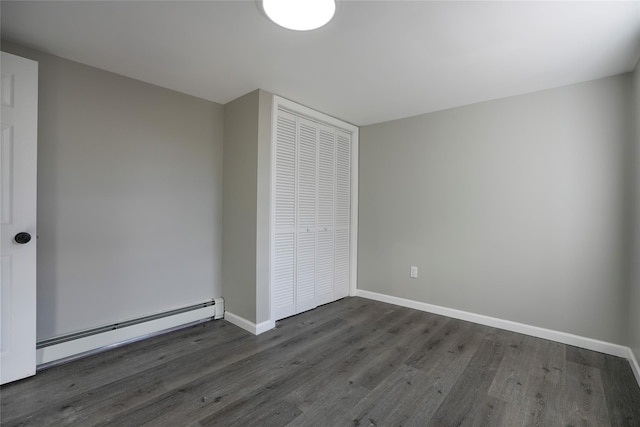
xmin=37 ymin=306 xmax=217 ymax=366
xmin=356 ymin=289 xmax=634 ymax=360
xmin=224 ymin=312 xmax=275 ymax=335
xmin=628 ymin=348 xmax=640 ymax=386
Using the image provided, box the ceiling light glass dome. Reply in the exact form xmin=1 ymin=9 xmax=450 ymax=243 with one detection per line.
xmin=263 ymin=0 xmax=336 ymax=31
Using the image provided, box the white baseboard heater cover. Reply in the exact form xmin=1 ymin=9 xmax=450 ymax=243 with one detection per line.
xmin=36 ymin=297 xmax=224 ymax=368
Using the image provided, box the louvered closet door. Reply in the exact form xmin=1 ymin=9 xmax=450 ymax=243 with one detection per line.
xmin=296 ymin=118 xmax=317 ymax=313
xmin=272 ymin=106 xmax=353 ymax=322
xmin=334 ymin=130 xmax=351 ymax=299
xmin=272 ymin=111 xmax=297 ymax=320
xmin=315 ymin=125 xmax=335 ymax=306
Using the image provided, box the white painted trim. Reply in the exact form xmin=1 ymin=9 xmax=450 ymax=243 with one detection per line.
xmin=273 ymin=96 xmax=358 ymax=133
xmin=628 ymin=348 xmax=640 ymax=387
xmin=269 ymin=95 xmax=280 ymax=324
xmin=224 ymin=311 xmax=275 ymax=335
xmin=256 ymin=90 xmax=273 ymax=335
xmin=256 ymin=319 xmax=277 ymax=335
xmin=356 ymin=289 xmax=633 ymax=359
xmin=37 ymin=306 xmax=216 ymax=366
xmin=349 ymin=126 xmax=359 ymax=297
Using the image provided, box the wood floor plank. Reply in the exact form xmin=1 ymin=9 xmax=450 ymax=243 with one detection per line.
xmin=348 ymin=310 xmax=443 ymax=390
xmin=402 ymin=325 xmax=493 ymax=426
xmin=348 ymin=363 xmax=436 ymax=427
xmin=531 ymin=339 xmax=566 ymax=385
xmin=404 ymin=317 xmax=472 ymax=371
xmin=564 ymin=340 xmax=640 ymax=425
xmin=498 ymin=339 xmax=566 ymax=427
xmin=282 ymin=375 xmax=369 ymax=427
xmin=471 ymin=396 xmax=507 ymax=427
xmin=520 ymin=340 xmax=566 ymax=427
xmin=222 ymin=398 xmax=303 ymax=427
xmin=1 ymin=297 xmax=639 ymax=427
xmin=563 ymin=361 xmax=610 ymax=427
xmin=348 ymin=319 xmax=491 ymax=426
xmin=599 ymin=352 xmax=640 ymax=427
xmin=284 ymin=311 xmax=450 ymax=426
xmin=488 ymin=332 xmax=539 ymax=403
xmin=426 ymin=334 xmax=507 ymax=426
xmin=566 ymin=345 xmax=607 ymax=370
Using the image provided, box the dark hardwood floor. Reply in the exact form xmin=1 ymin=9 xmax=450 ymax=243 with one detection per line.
xmin=2 ymin=297 xmax=640 ymax=426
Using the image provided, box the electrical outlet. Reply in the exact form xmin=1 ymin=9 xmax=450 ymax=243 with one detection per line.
xmin=410 ymin=266 xmax=418 ymax=278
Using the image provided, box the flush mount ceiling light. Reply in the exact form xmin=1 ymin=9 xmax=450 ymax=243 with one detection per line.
xmin=263 ymin=0 xmax=336 ymax=31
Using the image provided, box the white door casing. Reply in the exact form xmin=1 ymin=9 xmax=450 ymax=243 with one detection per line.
xmin=0 ymin=52 xmax=38 ymax=385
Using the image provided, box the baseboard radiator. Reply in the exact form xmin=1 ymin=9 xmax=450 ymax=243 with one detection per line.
xmin=36 ymin=297 xmax=224 ymax=369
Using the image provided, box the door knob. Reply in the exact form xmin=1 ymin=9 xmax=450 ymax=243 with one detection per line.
xmin=14 ymin=232 xmax=31 ymax=244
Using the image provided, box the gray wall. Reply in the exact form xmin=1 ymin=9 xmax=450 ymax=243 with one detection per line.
xmin=631 ymin=64 xmax=640 ymax=360
xmin=2 ymin=43 xmax=224 ymax=340
xmin=222 ymin=89 xmax=274 ymax=325
xmin=359 ymin=75 xmax=633 ymax=345
xmin=222 ymin=90 xmax=259 ymax=323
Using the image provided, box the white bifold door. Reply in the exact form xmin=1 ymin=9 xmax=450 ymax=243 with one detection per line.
xmin=1 ymin=52 xmax=38 ymax=385
xmin=272 ymin=109 xmax=352 ymax=321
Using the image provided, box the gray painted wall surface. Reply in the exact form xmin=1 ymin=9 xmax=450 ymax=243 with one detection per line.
xmin=359 ymin=75 xmax=633 ymax=345
xmin=222 ymin=90 xmax=259 ymax=323
xmin=222 ymin=89 xmax=274 ymax=325
xmin=2 ymin=43 xmax=224 ymax=340
xmin=631 ymin=64 xmax=640 ymax=361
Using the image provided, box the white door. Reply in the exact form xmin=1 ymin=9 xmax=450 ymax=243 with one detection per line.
xmin=334 ymin=130 xmax=351 ymax=300
xmin=316 ymin=125 xmax=335 ymax=306
xmin=272 ymin=110 xmax=297 ymax=320
xmin=296 ymin=118 xmax=317 ymax=313
xmin=0 ymin=52 xmax=38 ymax=385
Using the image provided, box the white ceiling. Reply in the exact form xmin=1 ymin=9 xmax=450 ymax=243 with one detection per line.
xmin=2 ymin=1 xmax=639 ymax=125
